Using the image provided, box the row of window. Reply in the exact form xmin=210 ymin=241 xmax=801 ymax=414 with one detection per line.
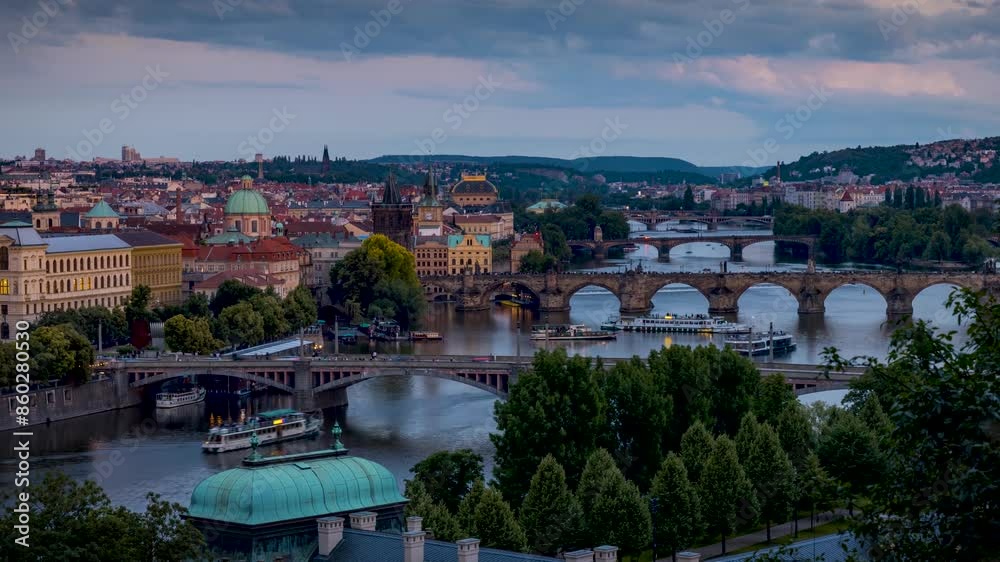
xmin=6 ymin=389 xmax=72 ymax=413
xmin=137 ymin=253 xmax=180 ymax=267
xmin=45 ymin=253 xmax=129 ymax=273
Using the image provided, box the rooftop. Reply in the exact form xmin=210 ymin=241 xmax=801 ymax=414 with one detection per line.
xmin=44 ymin=234 xmax=131 ymax=253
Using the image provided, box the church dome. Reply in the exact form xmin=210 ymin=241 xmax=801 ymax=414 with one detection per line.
xmin=451 ymin=174 xmax=497 ymax=195
xmin=225 ymin=189 xmax=270 ymax=215
xmin=188 ymin=454 xmax=405 ymax=526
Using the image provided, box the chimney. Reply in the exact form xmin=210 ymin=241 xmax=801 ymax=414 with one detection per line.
xmin=564 ymin=550 xmax=595 ymax=562
xmin=349 ymin=511 xmax=377 ymax=532
xmin=594 ymin=546 xmax=618 ymax=561
xmin=677 ymin=552 xmax=701 ymax=562
xmin=316 ymin=517 xmax=344 ymax=557
xmin=403 ymin=517 xmax=425 ymax=562
xmin=456 ymin=538 xmax=480 ymax=562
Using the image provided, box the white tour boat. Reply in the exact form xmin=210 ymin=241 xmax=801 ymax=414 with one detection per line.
xmin=616 ymin=313 xmax=750 ymax=334
xmin=724 ymin=330 xmax=797 ymax=356
xmin=530 ymin=324 xmax=617 ymax=341
xmin=202 ymin=409 xmax=322 ymax=453
xmin=155 ymin=387 xmax=206 ymax=409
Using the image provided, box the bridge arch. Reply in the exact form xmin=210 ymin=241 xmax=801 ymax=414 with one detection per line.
xmin=312 ymin=369 xmax=509 ymax=399
xmin=421 ymin=280 xmax=458 ymax=302
xmin=128 ymin=369 xmax=296 ymax=394
xmin=642 ymin=281 xmax=711 ymax=314
xmin=741 ymin=237 xmax=813 ymax=258
xmin=477 ymin=280 xmax=543 ymax=308
xmin=733 ymin=280 xmax=802 ymax=318
xmin=910 ymin=282 xmax=967 ymax=324
xmin=565 ymin=282 xmax=623 ymax=323
xmin=821 ymin=281 xmax=891 ymax=317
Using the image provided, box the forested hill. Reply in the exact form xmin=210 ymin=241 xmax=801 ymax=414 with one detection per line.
xmin=761 ymin=137 xmax=1000 ymax=184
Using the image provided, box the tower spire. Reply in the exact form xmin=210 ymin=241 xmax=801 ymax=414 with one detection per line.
xmin=383 ymin=169 xmax=402 ymax=205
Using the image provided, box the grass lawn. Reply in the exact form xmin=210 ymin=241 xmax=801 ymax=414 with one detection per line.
xmin=726 ymin=519 xmax=852 ymax=556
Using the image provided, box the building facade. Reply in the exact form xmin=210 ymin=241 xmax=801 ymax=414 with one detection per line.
xmin=414 ymin=237 xmax=449 ymax=277
xmin=114 ymin=231 xmax=184 ymax=307
xmin=450 ymin=174 xmax=499 ymax=208
xmin=371 ymin=172 xmax=414 ymax=249
xmin=510 ymin=232 xmax=544 ymax=273
xmin=448 ymin=234 xmax=492 ymax=275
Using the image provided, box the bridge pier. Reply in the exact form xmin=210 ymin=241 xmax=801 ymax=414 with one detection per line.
xmin=730 ymin=244 xmax=743 ymax=261
xmin=294 ymin=360 xmax=317 ymax=411
xmin=657 ymin=245 xmax=670 ymax=262
xmin=620 ymin=289 xmax=653 ymax=314
xmin=796 ymin=286 xmax=825 ymax=315
xmin=707 ymin=221 xmax=718 ymax=231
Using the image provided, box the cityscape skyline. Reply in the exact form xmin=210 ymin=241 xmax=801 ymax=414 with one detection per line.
xmin=4 ymin=0 xmax=999 ymax=166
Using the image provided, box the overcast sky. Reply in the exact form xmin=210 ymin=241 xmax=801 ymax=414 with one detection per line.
xmin=3 ymin=0 xmax=999 ymax=166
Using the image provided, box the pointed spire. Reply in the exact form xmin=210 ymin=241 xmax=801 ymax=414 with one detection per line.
xmin=382 ymin=169 xmax=402 ymax=205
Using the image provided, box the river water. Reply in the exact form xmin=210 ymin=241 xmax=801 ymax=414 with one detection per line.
xmin=0 ymin=226 xmax=970 ymax=511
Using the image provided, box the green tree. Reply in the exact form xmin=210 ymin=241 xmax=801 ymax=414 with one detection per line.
xmin=682 ymin=186 xmax=695 ymax=210
xmin=518 ymin=249 xmax=557 ymax=273
xmin=699 ymin=435 xmax=757 ymax=554
xmin=799 ymin=452 xmax=834 ymax=531
xmin=680 ymin=421 xmax=715 ymax=486
xmin=164 ymin=315 xmax=221 ymax=354
xmin=32 ymin=324 xmax=95 ymax=384
xmin=650 ymin=453 xmax=701 ymax=561
xmin=330 ymin=234 xmax=425 ymax=327
xmin=409 ymin=449 xmax=484 ymax=513
xmin=123 ymin=285 xmax=155 ymax=325
xmin=816 ymin=410 xmax=884 ymax=513
xmin=598 ymin=359 xmax=672 ymax=489
xmin=491 ymin=349 xmax=605 ymax=506
xmin=753 ymin=374 xmax=796 ymax=429
xmin=0 ymin=341 xmax=35 ymax=388
xmin=404 ymin=480 xmax=463 ymax=542
xmin=744 ymin=424 xmax=796 ymax=542
xmin=598 ymin=210 xmax=630 ymax=240
xmin=576 ymin=448 xmax=618 ymax=519
xmin=249 ymin=293 xmax=291 ymax=337
xmin=589 ymin=469 xmax=652 ymax=557
xmin=735 ymin=412 xmax=763 ymax=464
xmin=457 ymin=479 xmax=486 ymax=537
xmin=645 ymin=346 xmax=712 ymax=450
xmin=37 ymin=307 xmax=129 ymax=347
xmin=540 ymin=223 xmax=571 ymax=262
xmin=518 ymin=455 xmax=583 ymax=555
xmin=209 ymin=280 xmax=262 ymax=316
xmin=284 ymin=285 xmax=318 ymax=331
xmin=775 ymin=401 xmax=814 ymax=472
xmin=923 ymin=230 xmax=951 ymax=262
xmin=474 ymin=487 xmax=528 ymax=552
xmin=702 ymin=346 xmax=760 ymax=436
xmin=216 ymin=302 xmax=265 ymax=348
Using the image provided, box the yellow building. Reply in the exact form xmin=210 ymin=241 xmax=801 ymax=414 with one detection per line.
xmin=414 ymin=237 xmax=449 ymax=277
xmin=447 ymin=234 xmax=492 ymax=275
xmin=450 ymin=174 xmax=498 ymax=208
xmin=114 ymin=231 xmax=183 ymax=307
xmin=0 ymin=224 xmax=133 ymax=338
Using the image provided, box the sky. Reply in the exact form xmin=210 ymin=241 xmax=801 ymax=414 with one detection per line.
xmin=3 ymin=0 xmax=999 ymax=167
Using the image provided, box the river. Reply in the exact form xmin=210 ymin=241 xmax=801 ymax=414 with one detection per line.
xmin=0 ymin=226 xmax=970 ymax=511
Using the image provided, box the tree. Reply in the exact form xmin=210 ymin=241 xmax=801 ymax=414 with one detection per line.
xmin=816 ymin=409 xmax=883 ymax=513
xmin=123 ymin=285 xmax=155 ymax=324
xmin=598 ymin=359 xmax=672 ymax=489
xmin=518 ymin=455 xmax=583 ymax=555
xmin=540 ymin=223 xmax=571 ymax=262
xmin=799 ymin=452 xmax=834 ymax=531
xmin=249 ymin=293 xmax=291 ymax=338
xmin=329 ymin=234 xmax=425 ymax=327
xmin=0 ymin=341 xmax=35 ymax=388
xmin=702 ymin=346 xmax=760 ymax=436
xmin=923 ymin=230 xmax=951 ymax=262
xmin=753 ymin=374 xmax=796 ymax=429
xmin=775 ymin=401 xmax=814 ymax=472
xmin=283 ymin=285 xmax=318 ymax=331
xmin=699 ymin=435 xmax=757 ymax=554
xmin=650 ymin=453 xmax=701 ymax=561
xmin=409 ymin=449 xmax=484 ymax=513
xmin=518 ymin=249 xmax=557 ymax=273
xmin=744 ymin=424 xmax=796 ymax=543
xmin=680 ymin=421 xmax=714 ymax=486
xmin=32 ymin=324 xmax=95 ymax=384
xmin=682 ymin=186 xmax=695 ymax=209
xmin=216 ymin=303 xmax=265 ymax=348
xmin=473 ymin=487 xmax=528 ymax=552
xmin=735 ymin=412 xmax=762 ymax=464
xmin=0 ymin=472 xmax=204 ymax=561
xmin=645 ymin=346 xmax=712 ymax=450
xmin=209 ymin=280 xmax=262 ymax=316
xmin=491 ymin=349 xmax=605 ymax=506
xmin=577 ymin=449 xmax=651 ymax=557
xmin=598 ymin=210 xmax=630 ymax=240
xmin=457 ymin=479 xmax=486 ymax=537
xmin=404 ymin=480 xmax=463 ymax=542
xmin=844 ymin=290 xmax=1000 ymax=559
xmin=37 ymin=307 xmax=129 ymax=347
xmin=164 ymin=315 xmax=221 ymax=355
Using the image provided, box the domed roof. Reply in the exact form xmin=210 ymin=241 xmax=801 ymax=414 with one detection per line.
xmin=451 ymin=174 xmax=497 ymax=195
xmin=188 ymin=454 xmax=406 ymax=525
xmin=225 ymin=189 xmax=270 ymax=215
xmin=85 ymin=200 xmax=120 ymax=218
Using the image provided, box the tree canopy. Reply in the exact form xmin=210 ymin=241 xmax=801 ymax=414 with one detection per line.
xmin=329 ymin=234 xmax=425 ymax=327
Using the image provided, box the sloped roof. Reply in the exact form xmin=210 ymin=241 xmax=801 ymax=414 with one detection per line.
xmin=84 ymin=200 xmax=120 ymax=218
xmin=45 ymin=234 xmax=130 ymax=253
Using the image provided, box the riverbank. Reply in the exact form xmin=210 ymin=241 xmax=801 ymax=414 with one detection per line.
xmin=0 ymin=376 xmax=142 ymax=432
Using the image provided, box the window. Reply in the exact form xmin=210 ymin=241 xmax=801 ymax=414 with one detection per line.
xmin=0 ymin=247 xmax=10 ymax=271
xmin=46 ymin=391 xmax=55 ymax=405
xmin=63 ymin=389 xmax=72 ymax=403
xmin=0 ymin=278 xmax=8 ymax=295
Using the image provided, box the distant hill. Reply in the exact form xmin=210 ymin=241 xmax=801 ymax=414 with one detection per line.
xmin=369 ymin=154 xmax=767 ymax=181
xmin=760 ymin=137 xmax=1000 ymax=184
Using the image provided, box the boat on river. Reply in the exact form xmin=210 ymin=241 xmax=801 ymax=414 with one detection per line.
xmin=155 ymin=387 xmax=206 ymax=409
xmin=202 ymin=409 xmax=322 ymax=453
xmin=409 ymin=331 xmax=443 ymax=341
xmin=530 ymin=324 xmax=617 ymax=341
xmin=725 ymin=330 xmax=797 ymax=356
xmin=613 ymin=313 xmax=750 ymax=334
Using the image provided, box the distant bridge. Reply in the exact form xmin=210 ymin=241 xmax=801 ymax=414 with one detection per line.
xmin=624 ymin=211 xmax=773 ymax=230
xmin=566 ymin=234 xmax=816 ymax=261
xmin=420 ymin=270 xmax=998 ymax=316
xmin=104 ymin=355 xmax=865 ymax=411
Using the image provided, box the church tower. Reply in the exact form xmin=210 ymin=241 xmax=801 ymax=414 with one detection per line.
xmin=416 ymin=168 xmax=444 ymax=235
xmin=321 ymin=145 xmax=331 ymax=175
xmin=371 ymin=170 xmax=414 ymax=250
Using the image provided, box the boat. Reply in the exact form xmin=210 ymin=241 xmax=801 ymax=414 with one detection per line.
xmin=617 ymin=313 xmax=750 ymax=334
xmin=496 ymin=296 xmax=534 ymax=308
xmin=202 ymin=409 xmax=322 ymax=453
xmin=371 ymin=319 xmax=403 ymax=341
xmin=530 ymin=324 xmax=617 ymax=341
xmin=155 ymin=386 xmax=206 ymax=409
xmin=600 ymin=315 xmax=623 ymax=331
xmin=410 ymin=331 xmax=443 ymax=341
xmin=724 ymin=330 xmax=797 ymax=356
xmin=623 ymin=245 xmax=639 ymax=253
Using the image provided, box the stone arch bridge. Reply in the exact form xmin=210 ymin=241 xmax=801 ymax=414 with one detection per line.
xmin=567 ymin=234 xmax=816 ymax=261
xmin=420 ymin=270 xmax=998 ymax=316
xmin=624 ymin=211 xmax=774 ymax=230
xmin=105 ymin=356 xmax=862 ymax=411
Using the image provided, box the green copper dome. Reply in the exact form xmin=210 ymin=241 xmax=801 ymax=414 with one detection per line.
xmin=225 ymin=189 xmax=270 ymax=215
xmin=188 ymin=455 xmax=406 ymax=526
xmin=84 ymin=200 xmax=120 ymax=218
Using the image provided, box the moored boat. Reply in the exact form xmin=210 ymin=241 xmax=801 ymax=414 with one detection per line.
xmin=530 ymin=324 xmax=617 ymax=341
xmin=410 ymin=331 xmax=443 ymax=341
xmin=202 ymin=409 xmax=322 ymax=453
xmin=724 ymin=330 xmax=797 ymax=356
xmin=618 ymin=313 xmax=749 ymax=334
xmin=155 ymin=386 xmax=206 ymax=409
